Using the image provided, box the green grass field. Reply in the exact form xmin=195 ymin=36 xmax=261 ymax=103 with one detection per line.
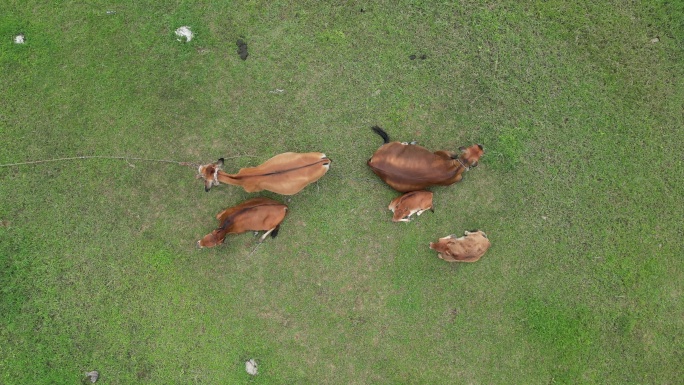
xmin=1 ymin=1 xmax=683 ymax=383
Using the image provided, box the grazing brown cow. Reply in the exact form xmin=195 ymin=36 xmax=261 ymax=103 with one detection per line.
xmin=197 ymin=197 xmax=288 ymax=248
xmin=429 ymin=230 xmax=491 ymax=262
xmin=367 ymin=126 xmax=483 ymax=192
xmin=388 ymin=190 xmax=434 ymax=222
xmin=198 ymin=152 xmax=331 ymax=195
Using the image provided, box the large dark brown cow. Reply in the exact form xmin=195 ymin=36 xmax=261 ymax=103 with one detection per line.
xmin=198 ymin=152 xmax=331 ymax=195
xmin=197 ymin=197 xmax=288 ymax=248
xmin=367 ymin=126 xmax=483 ymax=192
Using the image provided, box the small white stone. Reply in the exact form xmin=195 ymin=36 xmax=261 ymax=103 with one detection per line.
xmin=650 ymin=37 xmax=659 ymax=43
xmin=85 ymin=370 xmax=99 ymax=383
xmin=245 ymin=359 xmax=258 ymax=375
xmin=14 ymin=34 xmax=25 ymax=44
xmin=175 ymin=26 xmax=193 ymax=42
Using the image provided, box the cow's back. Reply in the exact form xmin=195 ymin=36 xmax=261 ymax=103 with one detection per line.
xmin=234 ymin=152 xmax=331 ymax=195
xmin=229 ymin=204 xmax=288 ymax=233
xmin=368 ymin=143 xmax=455 ymax=192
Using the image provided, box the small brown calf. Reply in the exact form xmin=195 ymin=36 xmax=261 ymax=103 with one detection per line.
xmin=429 ymin=230 xmax=491 ymax=262
xmin=388 ymin=190 xmax=434 ymax=222
xmin=197 ymin=197 xmax=288 ymax=248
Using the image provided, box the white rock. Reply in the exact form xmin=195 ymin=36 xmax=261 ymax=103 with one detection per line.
xmin=85 ymin=370 xmax=99 ymax=383
xmin=14 ymin=34 xmax=25 ymax=44
xmin=175 ymin=26 xmax=193 ymax=42
xmin=245 ymin=359 xmax=258 ymax=375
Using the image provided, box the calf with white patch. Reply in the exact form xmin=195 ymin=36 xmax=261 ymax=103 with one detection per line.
xmin=388 ymin=190 xmax=434 ymax=222
xmin=429 ymin=230 xmax=491 ymax=262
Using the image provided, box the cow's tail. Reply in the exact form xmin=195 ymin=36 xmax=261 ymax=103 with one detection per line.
xmin=371 ymin=126 xmax=390 ymax=144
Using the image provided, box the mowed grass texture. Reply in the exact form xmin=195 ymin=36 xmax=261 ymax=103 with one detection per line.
xmin=1 ymin=1 xmax=683 ymax=383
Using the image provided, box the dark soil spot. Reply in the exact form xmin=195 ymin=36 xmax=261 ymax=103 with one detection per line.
xmin=409 ymin=54 xmax=417 ymax=60
xmin=449 ymin=308 xmax=461 ymax=322
xmin=137 ymin=369 xmax=150 ymax=380
xmin=236 ymin=39 xmax=249 ymax=60
xmin=410 ymin=54 xmax=427 ymax=60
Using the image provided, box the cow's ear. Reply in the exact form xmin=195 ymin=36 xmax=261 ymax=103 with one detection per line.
xmin=459 ymin=146 xmax=466 ymax=152
xmin=217 ymin=158 xmax=225 ymax=167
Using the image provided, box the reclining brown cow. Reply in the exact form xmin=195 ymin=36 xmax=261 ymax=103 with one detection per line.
xmin=367 ymin=126 xmax=483 ymax=192
xmin=197 ymin=197 xmax=288 ymax=248
xmin=198 ymin=152 xmax=331 ymax=195
xmin=429 ymin=230 xmax=491 ymax=262
xmin=388 ymin=190 xmax=434 ymax=222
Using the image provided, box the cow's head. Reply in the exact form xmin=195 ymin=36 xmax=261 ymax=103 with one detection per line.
xmin=456 ymin=144 xmax=484 ymax=168
xmin=197 ymin=158 xmax=224 ymax=192
xmin=197 ymin=229 xmax=224 ymax=248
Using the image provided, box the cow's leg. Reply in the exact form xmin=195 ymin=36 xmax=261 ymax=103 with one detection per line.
xmin=416 ymin=206 xmax=435 ymax=216
xmin=259 ymin=225 xmax=281 ymax=242
xmin=259 ymin=229 xmax=273 ymax=241
xmin=270 ymin=224 xmax=281 ymax=238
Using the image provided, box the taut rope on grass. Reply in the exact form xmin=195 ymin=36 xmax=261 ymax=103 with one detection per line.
xmin=0 ymin=154 xmax=389 ymax=188
xmin=246 ymin=241 xmax=263 ymax=258
xmin=0 ymin=154 xmax=258 ymax=169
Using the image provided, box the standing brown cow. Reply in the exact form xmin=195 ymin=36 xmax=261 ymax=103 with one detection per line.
xmin=198 ymin=152 xmax=331 ymax=195
xmin=197 ymin=197 xmax=288 ymax=248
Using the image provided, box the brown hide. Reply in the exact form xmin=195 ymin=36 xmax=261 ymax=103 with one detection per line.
xmin=388 ymin=190 xmax=433 ymax=222
xmin=368 ymin=143 xmax=483 ymax=192
xmin=429 ymin=230 xmax=491 ymax=262
xmin=197 ymin=197 xmax=288 ymax=248
xmin=199 ymin=152 xmax=331 ymax=195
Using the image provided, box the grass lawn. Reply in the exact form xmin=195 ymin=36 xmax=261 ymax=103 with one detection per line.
xmin=1 ymin=0 xmax=683 ymax=383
